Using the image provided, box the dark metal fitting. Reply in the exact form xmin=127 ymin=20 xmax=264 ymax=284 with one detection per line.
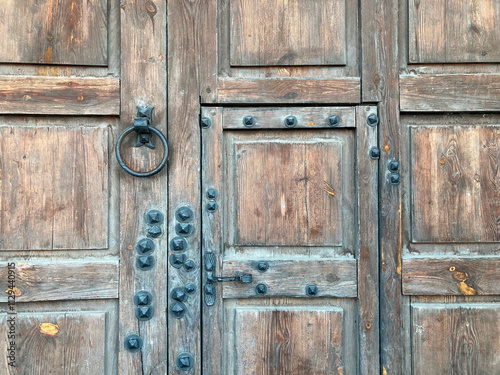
xmin=389 ymin=172 xmax=401 ymax=185
xmin=256 ymin=261 xmax=269 ymax=272
xmin=184 ymin=259 xmax=196 ymax=272
xmin=176 ymin=353 xmax=194 ymax=371
xmin=124 ymin=334 xmax=143 ymax=353
xmin=388 ymin=159 xmax=400 ymax=172
xmin=256 ymin=283 xmax=268 ymax=295
xmin=204 ymin=283 xmax=216 ymax=306
xmin=176 ymin=206 xmax=193 ymax=223
xmin=206 ymin=201 xmax=218 ymax=213
xmin=176 ymin=223 xmax=193 ymax=237
xmin=133 ymin=106 xmax=153 ymax=148
xmin=169 ymin=254 xmax=187 ymax=268
xmin=171 ymin=287 xmax=188 ymax=302
xmin=136 ymin=255 xmax=155 ymax=270
xmin=367 ymin=113 xmax=379 ymax=127
xmin=170 ymin=302 xmax=187 ymax=319
xmin=185 ymin=283 xmax=196 ymax=294
xmin=147 ymin=225 xmax=162 ymax=238
xmin=205 ymin=252 xmax=216 ymax=272
xmin=284 ymin=116 xmax=297 ymax=128
xmin=206 ymin=188 xmax=218 ymax=200
xmin=201 ymin=117 xmax=211 ymax=129
xmin=146 ymin=210 xmax=163 ymax=225
xmin=207 ymin=273 xmax=253 ymax=283
xmin=134 ymin=291 xmax=153 ymax=306
xmin=136 ymin=306 xmax=154 ymax=321
xmin=328 ymin=115 xmax=340 ymax=127
xmin=136 ymin=238 xmax=155 ymax=255
xmin=306 ymin=284 xmax=318 ymax=296
xmin=243 ymin=115 xmax=255 ymax=127
xmin=170 ymin=237 xmax=187 ymax=251
xmin=369 ymin=147 xmax=381 ymax=160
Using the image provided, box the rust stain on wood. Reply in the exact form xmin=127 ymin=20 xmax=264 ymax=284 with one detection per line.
xmin=5 ymin=286 xmax=22 ymax=297
xmin=39 ymin=323 xmax=60 ymax=336
xmin=323 ymin=181 xmax=336 ymax=196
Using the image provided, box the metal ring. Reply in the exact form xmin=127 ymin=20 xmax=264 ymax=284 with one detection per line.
xmin=115 ymin=126 xmax=168 ymax=177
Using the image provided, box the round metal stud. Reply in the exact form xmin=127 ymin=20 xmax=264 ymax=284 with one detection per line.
xmin=171 ymin=287 xmax=188 ymax=302
xmin=184 ymin=259 xmax=196 ymax=272
xmin=170 ymin=237 xmax=187 ymax=251
xmin=306 ymin=284 xmax=318 ymax=296
xmin=175 ymin=223 xmax=193 ymax=237
xmin=185 ymin=283 xmax=196 ymax=294
xmin=147 ymin=225 xmax=162 ymax=238
xmin=201 ymin=117 xmax=211 ymax=129
xmin=328 ymin=115 xmax=340 ymax=127
xmin=124 ymin=334 xmax=143 ymax=353
xmin=256 ymin=283 xmax=268 ymax=295
xmin=367 ymin=113 xmax=379 ymax=127
xmin=284 ymin=116 xmax=297 ymax=128
xmin=256 ymin=261 xmax=269 ymax=272
xmin=134 ymin=291 xmax=153 ymax=306
xmin=369 ymin=147 xmax=381 ymax=160
xmin=206 ymin=202 xmax=218 ymax=213
xmin=176 ymin=353 xmax=194 ymax=371
xmin=136 ymin=255 xmax=155 ymax=271
xmin=169 ymin=254 xmax=187 ymax=268
xmin=176 ymin=206 xmax=193 ymax=222
xmin=243 ymin=115 xmax=255 ymax=128
xmin=389 ymin=172 xmax=401 ymax=185
xmin=388 ymin=159 xmax=400 ymax=172
xmin=145 ymin=210 xmax=163 ymax=225
xmin=170 ymin=302 xmax=187 ymax=319
xmin=136 ymin=238 xmax=155 ymax=255
xmin=206 ymin=188 xmax=218 ymax=200
xmin=136 ymin=306 xmax=154 ymax=321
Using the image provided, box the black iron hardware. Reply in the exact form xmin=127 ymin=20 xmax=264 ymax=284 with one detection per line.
xmin=147 ymin=225 xmax=162 ymax=238
xmin=171 ymin=287 xmax=188 ymax=302
xmin=184 ymin=259 xmax=196 ymax=272
xmin=204 ymin=283 xmax=216 ymax=306
xmin=136 ymin=306 xmax=154 ymax=321
xmin=389 ymin=173 xmax=400 ymax=185
xmin=206 ymin=201 xmax=218 ymax=213
xmin=170 ymin=237 xmax=187 ymax=251
xmin=116 ymin=106 xmax=168 ymax=178
xmin=136 ymin=255 xmax=155 ymax=270
xmin=328 ymin=115 xmax=340 ymax=127
xmin=205 ymin=253 xmax=252 ymax=283
xmin=170 ymin=302 xmax=187 ymax=319
xmin=176 ymin=206 xmax=193 ymax=222
xmin=206 ymin=188 xmax=218 ymax=199
xmin=255 ymin=283 xmax=268 ymax=295
xmin=284 ymin=116 xmax=297 ymax=128
xmin=306 ymin=284 xmax=318 ymax=296
xmin=369 ymin=147 xmax=381 ymax=160
xmin=146 ymin=210 xmax=163 ymax=225
xmin=134 ymin=291 xmax=153 ymax=306
xmin=201 ymin=117 xmax=211 ymax=129
xmin=185 ymin=283 xmax=196 ymax=294
xmin=243 ymin=115 xmax=255 ymax=127
xmin=176 ymin=353 xmax=194 ymax=371
xmin=169 ymin=254 xmax=187 ymax=268
xmin=124 ymin=334 xmax=143 ymax=353
xmin=367 ymin=113 xmax=379 ymax=127
xmin=388 ymin=159 xmax=400 ymax=172
xmin=256 ymin=261 xmax=269 ymax=272
xmin=176 ymin=223 xmax=193 ymax=236
xmin=137 ymin=238 xmax=155 ymax=255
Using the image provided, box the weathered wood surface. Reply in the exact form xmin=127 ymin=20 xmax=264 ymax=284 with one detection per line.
xmin=0 ymin=312 xmax=106 ymax=375
xmin=403 ymin=257 xmax=500 ymax=296
xmin=118 ymin=0 xmax=168 ymax=373
xmin=222 ymin=107 xmax=356 ymax=129
xmin=0 ymin=77 xmax=120 ymax=115
xmin=400 ymin=74 xmax=500 ymax=112
xmin=234 ymin=307 xmax=344 ymax=375
xmin=230 ymin=0 xmax=345 ymax=66
xmin=0 ymin=0 xmax=108 ymax=66
xmin=0 ymin=126 xmax=109 ymax=251
xmin=222 ymin=260 xmax=357 ymax=298
xmin=217 ymin=78 xmax=361 ymax=104
xmin=0 ymin=260 xmax=118 ymax=302
xmin=409 ymin=0 xmax=500 ymax=63
xmin=411 ymin=303 xmax=500 ymax=374
xmin=361 ymin=0 xmax=383 ymax=101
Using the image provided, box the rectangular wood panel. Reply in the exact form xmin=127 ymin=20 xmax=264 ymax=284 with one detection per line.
xmin=409 ymin=0 xmax=500 ymax=63
xmin=230 ymin=0 xmax=345 ymax=66
xmin=0 ymin=312 xmax=106 ymax=375
xmin=411 ymin=304 xmax=500 ymax=374
xmin=0 ymin=0 xmax=108 ymax=65
xmin=233 ymin=307 xmax=344 ymax=375
xmin=223 ymin=259 xmax=357 ymax=298
xmin=0 ymin=126 xmax=109 ymax=250
xmin=0 ymin=77 xmax=120 ymax=115
xmin=411 ymin=126 xmax=500 ymax=243
xmin=400 ymin=74 xmax=500 ymax=112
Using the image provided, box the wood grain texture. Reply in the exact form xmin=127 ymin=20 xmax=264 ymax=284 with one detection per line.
xmin=218 ymin=78 xmax=361 ymax=104
xmin=409 ymin=0 xmax=500 ymax=63
xmin=0 ymin=260 xmax=118 ymax=302
xmin=403 ymin=257 xmax=500 ymax=295
xmin=234 ymin=307 xmax=345 ymax=375
xmin=400 ymin=74 xmax=500 ymax=112
xmin=411 ymin=126 xmax=500 ymax=243
xmin=0 ymin=126 xmax=108 ymax=251
xmin=0 ymin=0 xmax=108 ymax=66
xmin=222 ymin=107 xmax=356 ymax=129
xmin=411 ymin=303 xmax=500 ymax=374
xmin=0 ymin=312 xmax=105 ymax=375
xmin=0 ymin=77 xmax=120 ymax=115
xmin=361 ymin=0 xmax=383 ymax=101
xmin=230 ymin=0 xmax=345 ymax=66
xmin=222 ymin=259 xmax=357 ymax=298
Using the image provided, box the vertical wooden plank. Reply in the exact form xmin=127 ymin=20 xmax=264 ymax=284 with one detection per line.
xmin=119 ymin=0 xmax=168 ymax=373
xmin=357 ymin=106 xmax=380 ymax=374
xmin=361 ymin=0 xmax=383 ymax=101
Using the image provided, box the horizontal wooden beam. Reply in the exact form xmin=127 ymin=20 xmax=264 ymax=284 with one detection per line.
xmin=403 ymin=256 xmax=500 ymax=295
xmin=0 ymin=76 xmax=120 ymax=115
xmin=400 ymin=74 xmax=500 ymax=112
xmin=1 ymin=260 xmax=119 ymax=302
xmin=216 ymin=77 xmax=361 ymax=104
xmin=223 ymin=259 xmax=357 ymax=298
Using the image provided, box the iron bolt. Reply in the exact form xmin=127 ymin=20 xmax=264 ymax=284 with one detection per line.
xmin=389 ymin=172 xmax=401 ymax=185
xmin=205 ymin=283 xmax=215 ymax=296
xmin=201 ymin=117 xmax=211 ymax=129
xmin=184 ymin=259 xmax=196 ymax=272
xmin=176 ymin=353 xmax=194 ymax=371
xmin=256 ymin=283 xmax=268 ymax=295
xmin=206 ymin=188 xmax=218 ymax=200
xmin=388 ymin=159 xmax=400 ymax=172
xmin=306 ymin=284 xmax=318 ymax=296
xmin=136 ymin=306 xmax=154 ymax=321
xmin=185 ymin=283 xmax=196 ymax=294
xmin=328 ymin=115 xmax=340 ymax=127
xmin=134 ymin=291 xmax=153 ymax=306
xmin=284 ymin=116 xmax=297 ymax=128
xmin=257 ymin=261 xmax=269 ymax=272
xmin=206 ymin=201 xmax=218 ymax=213
xmin=243 ymin=115 xmax=255 ymax=127
xmin=136 ymin=255 xmax=155 ymax=270
xmin=169 ymin=254 xmax=187 ymax=268
xmin=146 ymin=210 xmax=163 ymax=225
xmin=176 ymin=206 xmax=193 ymax=222
xmin=176 ymin=223 xmax=193 ymax=236
xmin=367 ymin=113 xmax=379 ymax=127
xmin=124 ymin=334 xmax=143 ymax=353
xmin=136 ymin=238 xmax=155 ymax=255
xmin=369 ymin=147 xmax=381 ymax=160
xmin=170 ymin=302 xmax=187 ymax=319
xmin=170 ymin=237 xmax=187 ymax=251
xmin=147 ymin=225 xmax=162 ymax=238
xmin=171 ymin=287 xmax=188 ymax=302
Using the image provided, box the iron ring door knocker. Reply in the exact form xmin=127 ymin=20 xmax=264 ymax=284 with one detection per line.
xmin=116 ymin=105 xmax=168 ymax=177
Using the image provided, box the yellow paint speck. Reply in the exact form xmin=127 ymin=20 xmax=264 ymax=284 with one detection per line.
xmin=39 ymin=323 xmax=60 ymax=336
xmin=449 ymin=266 xmax=455 ymax=272
xmin=5 ymin=287 xmax=22 ymax=297
xmin=77 ymin=95 xmax=84 ymax=101
xmin=307 ymin=122 xmax=314 ymax=126
xmin=457 ymin=281 xmax=477 ymax=295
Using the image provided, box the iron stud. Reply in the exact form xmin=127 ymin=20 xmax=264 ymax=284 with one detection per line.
xmin=147 ymin=225 xmax=162 ymax=238
xmin=124 ymin=335 xmax=143 ymax=353
xmin=171 ymin=287 xmax=188 ymax=302
xmin=170 ymin=237 xmax=187 ymax=251
xmin=328 ymin=115 xmax=340 ymax=127
xmin=169 ymin=254 xmax=187 ymax=268
xmin=185 ymin=283 xmax=196 ymax=294
xmin=176 ymin=206 xmax=193 ymax=222
xmin=176 ymin=353 xmax=194 ymax=371
xmin=206 ymin=201 xmax=218 ymax=213
xmin=201 ymin=117 xmax=211 ymax=129
xmin=206 ymin=188 xmax=218 ymax=200
xmin=136 ymin=306 xmax=154 ymax=321
xmin=284 ymin=116 xmax=297 ymax=128
xmin=367 ymin=114 xmax=379 ymax=127
xmin=243 ymin=115 xmax=255 ymax=127
xmin=184 ymin=259 xmax=196 ymax=272
xmin=369 ymin=147 xmax=381 ymax=160
xmin=137 ymin=238 xmax=155 ymax=255
xmin=256 ymin=283 xmax=268 ymax=295
xmin=136 ymin=255 xmax=155 ymax=270
xmin=306 ymin=284 xmax=318 ymax=296
xmin=170 ymin=302 xmax=187 ymax=319
xmin=146 ymin=210 xmax=163 ymax=225
xmin=176 ymin=223 xmax=193 ymax=237
xmin=389 ymin=173 xmax=401 ymax=185
xmin=257 ymin=261 xmax=269 ymax=272
xmin=388 ymin=159 xmax=400 ymax=172
xmin=134 ymin=291 xmax=153 ymax=306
